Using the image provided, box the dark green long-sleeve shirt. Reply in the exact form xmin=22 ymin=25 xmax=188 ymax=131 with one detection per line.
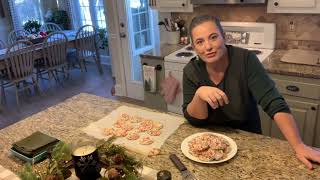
xmin=182 ymin=45 xmax=290 ymax=134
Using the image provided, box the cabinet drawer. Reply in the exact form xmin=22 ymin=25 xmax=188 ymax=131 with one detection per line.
xmin=273 ymin=79 xmax=320 ymax=100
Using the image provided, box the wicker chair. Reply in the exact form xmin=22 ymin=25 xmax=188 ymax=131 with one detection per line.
xmin=0 ymin=40 xmax=40 ymax=106
xmin=75 ymin=25 xmax=103 ymax=74
xmin=40 ymin=22 xmax=62 ymax=33
xmin=7 ymin=29 xmax=30 ymax=45
xmin=36 ymin=32 xmax=69 ymax=86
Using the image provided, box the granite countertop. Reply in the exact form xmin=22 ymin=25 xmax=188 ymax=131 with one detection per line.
xmin=139 ymin=43 xmax=184 ymax=60
xmin=263 ymin=49 xmax=320 ymax=79
xmin=0 ymin=93 xmax=319 ymax=179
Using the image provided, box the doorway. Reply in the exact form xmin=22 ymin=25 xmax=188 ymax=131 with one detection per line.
xmin=105 ymin=0 xmax=158 ymax=100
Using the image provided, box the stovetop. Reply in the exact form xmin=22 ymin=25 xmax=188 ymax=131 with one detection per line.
xmin=164 ymin=45 xmax=273 ymax=64
xmin=164 ymin=45 xmax=197 ymax=64
xmin=165 ymin=22 xmax=276 ymax=64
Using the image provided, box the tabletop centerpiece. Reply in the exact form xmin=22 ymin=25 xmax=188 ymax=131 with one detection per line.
xmin=18 ymin=137 xmax=142 ymax=180
xmin=23 ymin=19 xmax=48 ymax=44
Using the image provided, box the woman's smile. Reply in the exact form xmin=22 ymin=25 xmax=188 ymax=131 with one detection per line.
xmin=206 ymin=52 xmax=216 ymax=58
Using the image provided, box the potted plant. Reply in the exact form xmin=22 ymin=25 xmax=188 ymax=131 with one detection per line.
xmin=45 ymin=10 xmax=70 ymax=30
xmin=23 ymin=19 xmax=41 ymax=34
xmin=97 ymin=28 xmax=108 ymax=49
xmin=97 ymin=27 xmax=109 ymax=55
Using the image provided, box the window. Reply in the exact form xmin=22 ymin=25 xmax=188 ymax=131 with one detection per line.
xmin=94 ymin=0 xmax=106 ymax=28
xmin=10 ymin=0 xmax=44 ymax=29
xmin=76 ymin=0 xmax=106 ymax=29
xmin=130 ymin=0 xmax=151 ymax=50
xmin=129 ymin=0 xmax=154 ymax=81
xmin=78 ymin=0 xmax=92 ymax=26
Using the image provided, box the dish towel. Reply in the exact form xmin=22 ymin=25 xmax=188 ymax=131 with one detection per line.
xmin=143 ymin=65 xmax=156 ymax=93
xmin=160 ymin=72 xmax=180 ymax=104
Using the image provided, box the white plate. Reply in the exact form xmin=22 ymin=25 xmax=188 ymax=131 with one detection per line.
xmin=181 ymin=132 xmax=237 ymax=164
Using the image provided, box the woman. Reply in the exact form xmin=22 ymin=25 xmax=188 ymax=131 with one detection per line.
xmin=183 ymin=15 xmax=320 ymax=169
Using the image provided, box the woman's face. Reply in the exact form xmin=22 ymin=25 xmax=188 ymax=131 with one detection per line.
xmin=191 ymin=21 xmax=227 ymax=64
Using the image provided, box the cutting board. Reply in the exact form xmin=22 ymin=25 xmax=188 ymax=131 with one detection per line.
xmin=82 ymin=106 xmax=185 ymax=155
xmin=280 ymin=49 xmax=320 ymax=66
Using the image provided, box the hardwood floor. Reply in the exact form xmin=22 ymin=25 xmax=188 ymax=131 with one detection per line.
xmin=0 ymin=63 xmax=116 ymax=129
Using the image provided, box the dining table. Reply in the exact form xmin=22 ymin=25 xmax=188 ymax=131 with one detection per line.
xmin=0 ymin=30 xmax=103 ymax=74
xmin=0 ymin=93 xmax=319 ymax=179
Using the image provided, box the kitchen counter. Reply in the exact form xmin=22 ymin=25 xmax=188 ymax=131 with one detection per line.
xmin=263 ymin=49 xmax=320 ymax=79
xmin=0 ymin=93 xmax=319 ymax=179
xmin=140 ymin=43 xmax=184 ymax=60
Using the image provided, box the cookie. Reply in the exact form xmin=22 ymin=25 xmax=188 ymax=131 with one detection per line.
xmin=126 ymin=132 xmax=140 ymax=140
xmin=139 ymin=136 xmax=154 ymax=145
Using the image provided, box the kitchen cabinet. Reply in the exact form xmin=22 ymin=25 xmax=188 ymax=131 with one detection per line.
xmin=260 ymin=74 xmax=320 ymax=147
xmin=149 ymin=0 xmax=193 ymax=12
xmin=267 ymin=0 xmax=320 ymax=14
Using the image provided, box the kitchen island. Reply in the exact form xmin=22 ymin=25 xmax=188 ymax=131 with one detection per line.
xmin=0 ymin=93 xmax=319 ymax=179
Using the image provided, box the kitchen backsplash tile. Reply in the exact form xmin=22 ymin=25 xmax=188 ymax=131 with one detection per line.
xmin=173 ymin=5 xmax=320 ymax=50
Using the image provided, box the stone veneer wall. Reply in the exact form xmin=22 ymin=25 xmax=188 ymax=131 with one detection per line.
xmin=172 ymin=5 xmax=320 ymax=50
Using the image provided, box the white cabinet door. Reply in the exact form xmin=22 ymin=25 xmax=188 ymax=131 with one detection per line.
xmin=150 ymin=0 xmax=193 ymax=12
xmin=267 ymin=0 xmax=320 ymax=13
xmin=273 ymin=0 xmax=315 ymax=8
xmin=157 ymin=0 xmax=187 ymax=8
xmin=270 ymin=99 xmax=318 ymax=146
xmin=259 ymin=106 xmax=272 ymax=136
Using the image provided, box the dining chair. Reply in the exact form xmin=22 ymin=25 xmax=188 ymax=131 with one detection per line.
xmin=0 ymin=40 xmax=40 ymax=106
xmin=37 ymin=32 xmax=69 ymax=87
xmin=7 ymin=29 xmax=30 ymax=45
xmin=75 ymin=25 xmax=103 ymax=74
xmin=40 ymin=22 xmax=62 ymax=33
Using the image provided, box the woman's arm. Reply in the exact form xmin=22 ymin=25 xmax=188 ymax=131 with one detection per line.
xmin=182 ymin=68 xmax=209 ymax=120
xmin=245 ymin=52 xmax=320 ymax=169
xmin=187 ymin=86 xmax=229 ymax=119
xmin=182 ymin=64 xmax=228 ymax=122
xmin=186 ymin=88 xmax=208 ymax=119
xmin=274 ymin=112 xmax=320 ymax=169
xmin=273 ymin=112 xmax=302 ymax=149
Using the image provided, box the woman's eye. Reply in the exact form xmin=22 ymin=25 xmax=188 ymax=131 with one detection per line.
xmin=210 ymin=35 xmax=217 ymax=40
xmin=196 ymin=41 xmax=203 ymax=45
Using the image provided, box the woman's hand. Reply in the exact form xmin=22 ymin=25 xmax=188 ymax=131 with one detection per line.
xmin=294 ymin=143 xmax=320 ymax=169
xmin=195 ymin=86 xmax=229 ymax=109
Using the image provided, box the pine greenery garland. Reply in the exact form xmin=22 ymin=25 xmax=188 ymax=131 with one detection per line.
xmin=19 ymin=138 xmax=142 ymax=180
